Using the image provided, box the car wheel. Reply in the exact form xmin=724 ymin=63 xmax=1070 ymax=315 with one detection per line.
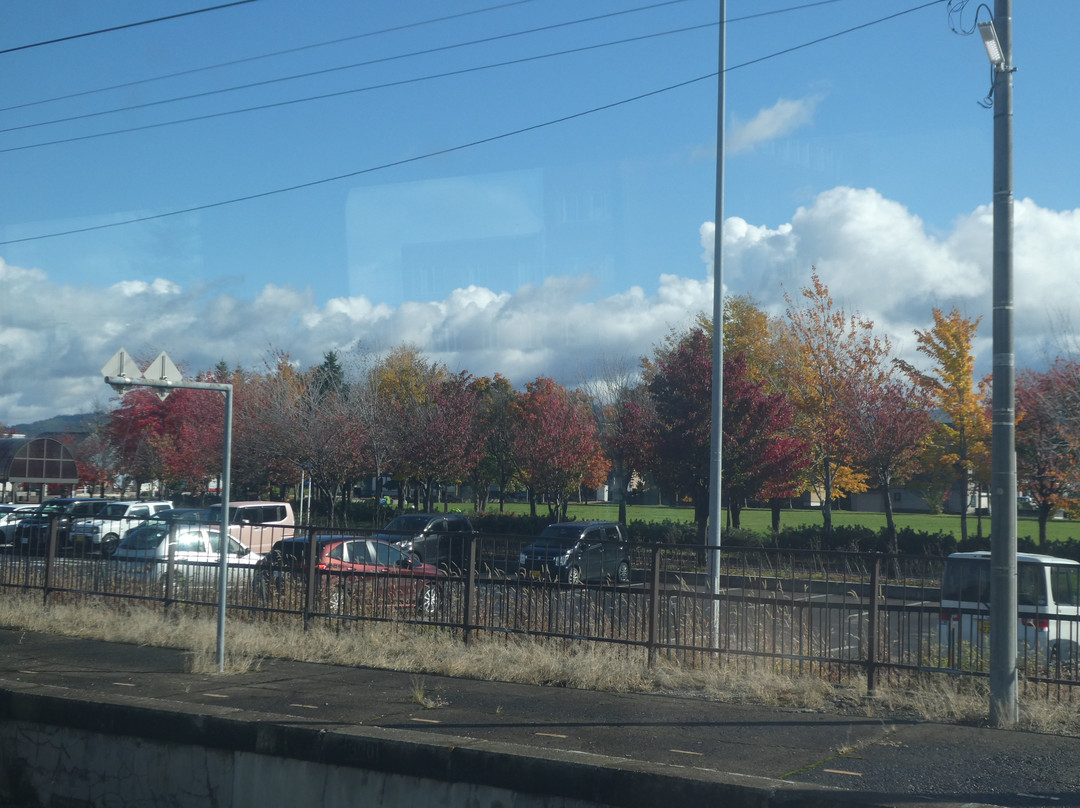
xmin=418 ymin=584 xmax=442 ymax=616
xmin=566 ymin=566 xmax=583 ymax=585
xmin=616 ymin=560 xmax=630 ymax=584
xmin=100 ymin=534 xmax=120 ymax=556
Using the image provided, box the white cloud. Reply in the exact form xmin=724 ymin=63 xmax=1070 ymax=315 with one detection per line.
xmin=728 ymin=96 xmax=822 ymax=154
xmin=3 ymin=190 xmax=1079 ymax=425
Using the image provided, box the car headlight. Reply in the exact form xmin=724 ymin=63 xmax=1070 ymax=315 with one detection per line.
xmin=519 ymin=552 xmax=526 ymax=564
xmin=554 ymin=552 xmax=571 ymax=567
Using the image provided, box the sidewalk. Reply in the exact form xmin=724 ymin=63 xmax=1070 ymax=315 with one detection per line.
xmin=1 ymin=628 xmax=1078 ymax=807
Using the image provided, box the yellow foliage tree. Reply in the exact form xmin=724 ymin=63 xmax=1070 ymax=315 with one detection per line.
xmin=896 ymin=307 xmax=991 ymax=541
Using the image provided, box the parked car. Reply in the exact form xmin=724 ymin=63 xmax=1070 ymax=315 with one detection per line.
xmin=0 ymin=504 xmax=37 ymax=544
xmin=938 ymin=550 xmax=1080 ymax=666
xmin=112 ymin=524 xmax=261 ymax=592
xmin=255 ymin=535 xmax=445 ymax=614
xmin=11 ymin=498 xmax=109 ymax=554
xmin=519 ymin=521 xmax=631 ymax=584
xmin=120 ymin=508 xmax=209 ymax=543
xmin=69 ymin=500 xmax=174 ymax=555
xmin=380 ymin=513 xmax=476 ymax=571
xmin=205 ymin=501 xmax=294 ymax=554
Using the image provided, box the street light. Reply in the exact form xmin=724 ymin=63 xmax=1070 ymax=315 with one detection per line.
xmin=977 ymin=21 xmax=1006 ymax=70
xmin=101 ymin=348 xmax=234 ymax=674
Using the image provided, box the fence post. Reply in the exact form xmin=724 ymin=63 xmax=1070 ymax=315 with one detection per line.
xmin=867 ymin=554 xmax=880 ymax=697
xmin=304 ymin=526 xmax=317 ymax=631
xmin=43 ymin=515 xmax=59 ymax=605
xmin=463 ymin=533 xmax=476 ymax=645
xmin=164 ymin=523 xmax=178 ymax=611
xmin=647 ymin=546 xmax=661 ymax=667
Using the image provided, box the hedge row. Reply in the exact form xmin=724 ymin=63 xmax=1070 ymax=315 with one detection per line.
xmin=332 ymin=502 xmax=1080 ymax=563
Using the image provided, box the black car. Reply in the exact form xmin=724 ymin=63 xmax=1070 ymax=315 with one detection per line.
xmin=380 ymin=513 xmax=476 ymax=571
xmin=12 ymin=498 xmax=109 ymax=554
xmin=519 ymin=521 xmax=631 ymax=584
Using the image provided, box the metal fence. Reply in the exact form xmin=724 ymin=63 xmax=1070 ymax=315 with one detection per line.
xmin=2 ymin=522 xmax=1079 ymax=696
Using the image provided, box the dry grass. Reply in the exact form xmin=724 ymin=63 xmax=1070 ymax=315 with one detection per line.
xmin=1 ymin=592 xmax=1076 ymax=736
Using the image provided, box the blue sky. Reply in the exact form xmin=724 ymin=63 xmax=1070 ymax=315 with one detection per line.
xmin=1 ymin=0 xmax=1078 ymax=424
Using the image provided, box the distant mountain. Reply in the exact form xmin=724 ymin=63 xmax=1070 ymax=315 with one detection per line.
xmin=9 ymin=412 xmax=105 ymax=438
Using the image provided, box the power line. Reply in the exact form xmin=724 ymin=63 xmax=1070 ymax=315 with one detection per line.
xmin=0 ymin=0 xmax=543 ymax=114
xmin=0 ymin=22 xmax=717 ymax=153
xmin=0 ymin=0 xmax=858 ymax=151
xmin=1 ymin=0 xmax=701 ymax=133
xmin=0 ymin=0 xmax=946 ymax=247
xmin=0 ymin=0 xmax=260 ymax=56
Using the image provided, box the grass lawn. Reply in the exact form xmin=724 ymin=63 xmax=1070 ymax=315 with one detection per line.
xmin=483 ymin=501 xmax=1080 ymax=544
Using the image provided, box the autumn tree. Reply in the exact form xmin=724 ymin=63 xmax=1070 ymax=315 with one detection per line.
xmin=513 ymin=377 xmax=610 ymax=520
xmin=781 ymin=271 xmax=883 ymax=536
xmin=465 ymin=374 xmax=519 ymax=512
xmin=1016 ymin=362 xmax=1080 ymax=542
xmin=395 ymin=371 xmax=481 ymax=513
xmin=897 ymin=308 xmax=990 ymax=542
xmin=369 ymin=345 xmax=447 ymax=508
xmin=579 ymin=355 xmax=639 ymax=525
xmin=721 ymin=352 xmax=810 ymax=529
xmin=622 ymin=326 xmax=713 ymax=543
xmin=843 ymin=370 xmax=936 ymax=550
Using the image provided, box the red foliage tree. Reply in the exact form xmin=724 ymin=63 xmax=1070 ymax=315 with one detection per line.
xmin=722 ymin=353 xmax=810 ymax=530
xmin=1016 ymin=361 xmax=1080 ymax=543
xmin=513 ymin=377 xmax=610 ymax=520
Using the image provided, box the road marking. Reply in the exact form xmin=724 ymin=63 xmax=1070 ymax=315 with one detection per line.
xmin=411 ymin=717 xmax=441 ymax=723
xmin=112 ymin=682 xmax=135 ymax=687
xmin=202 ymin=693 xmax=229 ymax=699
xmin=289 ymin=703 xmax=319 ymax=710
xmin=535 ymin=732 xmax=567 ymax=739
xmin=670 ymin=749 xmax=703 ymax=756
xmin=824 ymin=769 xmax=862 ymax=776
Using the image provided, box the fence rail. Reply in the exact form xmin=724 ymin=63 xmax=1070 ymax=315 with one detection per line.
xmin=2 ymin=523 xmax=1078 ymax=695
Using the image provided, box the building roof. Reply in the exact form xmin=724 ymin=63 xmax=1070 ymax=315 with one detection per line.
xmin=0 ymin=437 xmax=80 ymax=485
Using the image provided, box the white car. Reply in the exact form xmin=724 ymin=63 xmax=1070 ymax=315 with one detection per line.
xmin=0 ymin=504 xmax=36 ymax=543
xmin=112 ymin=523 xmax=262 ymax=594
xmin=69 ymin=500 xmax=173 ymax=555
xmin=938 ymin=551 xmax=1080 ymax=668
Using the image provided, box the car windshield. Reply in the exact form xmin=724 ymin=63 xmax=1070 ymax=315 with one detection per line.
xmin=384 ymin=515 xmax=432 ymax=532
xmin=118 ymin=527 xmax=169 ymax=550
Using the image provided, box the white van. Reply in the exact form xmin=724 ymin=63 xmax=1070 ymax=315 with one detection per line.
xmin=205 ymin=501 xmax=294 ymax=555
xmin=938 ymin=551 xmax=1080 ymax=667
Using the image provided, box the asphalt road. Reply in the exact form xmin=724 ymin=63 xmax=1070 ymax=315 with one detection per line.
xmin=1 ymin=629 xmax=1079 ymax=807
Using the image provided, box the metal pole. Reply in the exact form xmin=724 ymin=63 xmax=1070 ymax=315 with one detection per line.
xmin=988 ymin=0 xmax=1017 ymax=727
xmin=215 ymin=385 xmax=233 ymax=674
xmin=707 ymin=0 xmax=726 ymax=651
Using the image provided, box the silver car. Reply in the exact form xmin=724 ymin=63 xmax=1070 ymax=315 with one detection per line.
xmin=112 ymin=523 xmax=262 ymax=594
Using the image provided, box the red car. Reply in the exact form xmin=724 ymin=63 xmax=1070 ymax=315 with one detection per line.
xmin=255 ymin=535 xmax=445 ymax=615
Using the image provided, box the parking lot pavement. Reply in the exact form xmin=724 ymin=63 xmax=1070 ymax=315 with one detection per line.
xmin=1 ymin=628 xmax=1079 ymax=807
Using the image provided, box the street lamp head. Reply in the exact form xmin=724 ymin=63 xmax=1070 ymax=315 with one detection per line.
xmin=978 ymin=21 xmax=1006 ymax=70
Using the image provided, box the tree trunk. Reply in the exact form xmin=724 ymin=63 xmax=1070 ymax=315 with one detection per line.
xmin=881 ymin=477 xmax=897 ymax=554
xmin=770 ymin=498 xmax=782 ymax=534
xmin=958 ymin=468 xmax=969 ymax=543
xmin=730 ymin=502 xmax=742 ymax=530
xmin=821 ymin=460 xmax=834 ymax=538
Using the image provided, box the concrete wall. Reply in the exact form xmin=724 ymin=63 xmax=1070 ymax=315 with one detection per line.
xmin=0 ymin=681 xmax=841 ymax=808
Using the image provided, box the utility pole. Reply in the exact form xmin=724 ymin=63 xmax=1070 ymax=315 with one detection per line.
xmin=983 ymin=0 xmax=1017 ymax=727
xmin=707 ymin=0 xmax=726 ymax=650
